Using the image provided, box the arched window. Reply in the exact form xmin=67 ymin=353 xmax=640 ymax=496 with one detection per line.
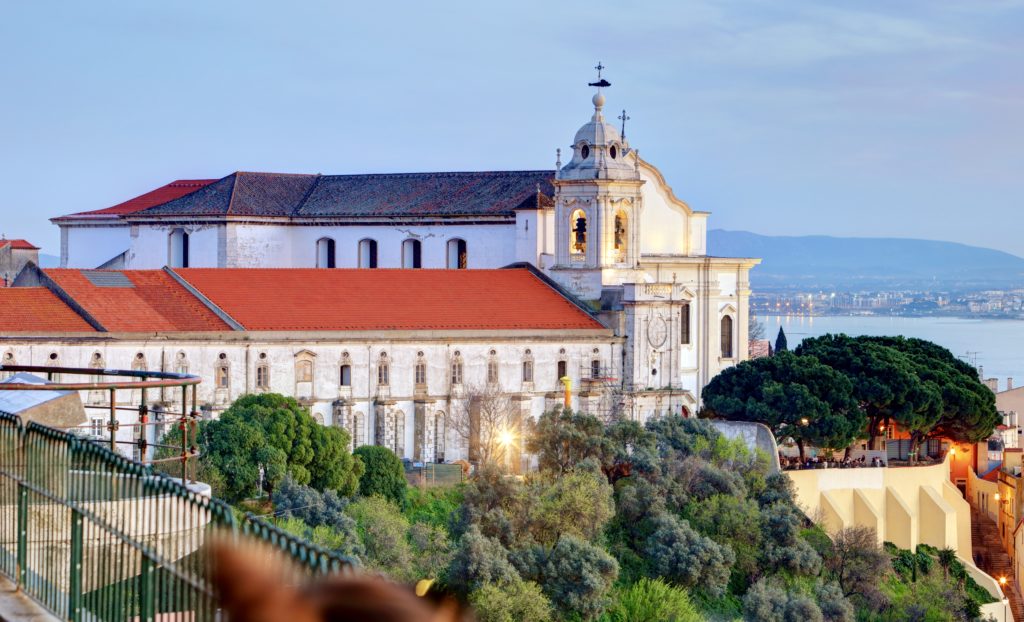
xmin=169 ymin=228 xmax=189 ymax=268
xmin=614 ymin=211 xmax=627 ymax=253
xmin=316 ymin=238 xmax=336 ymax=268
xmin=434 ymin=411 xmax=446 ymax=462
xmin=556 ymin=360 xmax=567 ymax=382
xmin=402 ymin=239 xmax=422 ymax=269
xmin=721 ymin=315 xmax=734 ymax=358
xmin=414 ymin=357 xmax=427 ymax=386
xmin=377 ymin=354 xmax=390 ymax=386
xmin=358 ymin=239 xmax=378 ymax=268
xmin=216 ymin=353 xmax=230 ymax=389
xmin=447 ymin=238 xmax=467 ymax=269
xmin=487 ymin=360 xmax=499 ymax=385
xmin=570 ymin=209 xmax=587 ymax=257
xmin=680 ymin=303 xmax=691 ymax=345
xmin=340 ymin=364 xmax=352 ymax=386
xmin=256 ymin=359 xmax=270 ymax=390
xmin=352 ymin=411 xmax=366 ymax=448
xmin=450 ymin=352 xmax=464 ymax=386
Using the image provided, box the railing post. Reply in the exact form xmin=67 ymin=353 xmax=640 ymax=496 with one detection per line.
xmin=139 ymin=556 xmax=155 ymax=622
xmin=108 ymin=387 xmax=117 ymax=454
xmin=15 ymin=481 xmax=27 ymax=590
xmin=181 ymin=384 xmax=189 ymax=487
xmin=139 ymin=386 xmax=148 ymax=461
xmin=68 ymin=509 xmax=83 ymax=621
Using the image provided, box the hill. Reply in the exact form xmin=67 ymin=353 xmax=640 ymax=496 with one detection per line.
xmin=709 ymin=230 xmax=1024 ymax=291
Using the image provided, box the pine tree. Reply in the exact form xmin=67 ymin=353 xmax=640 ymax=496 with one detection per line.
xmin=775 ymin=327 xmax=788 ymax=353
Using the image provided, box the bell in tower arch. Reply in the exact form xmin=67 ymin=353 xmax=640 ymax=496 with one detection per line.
xmin=573 ymin=214 xmax=587 ymax=253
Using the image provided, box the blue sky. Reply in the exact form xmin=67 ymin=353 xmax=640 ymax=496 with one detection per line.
xmin=1 ymin=1 xmax=1022 ymax=256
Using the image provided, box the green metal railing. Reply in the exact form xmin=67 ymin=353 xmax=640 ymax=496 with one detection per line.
xmin=0 ymin=393 xmax=353 ymax=620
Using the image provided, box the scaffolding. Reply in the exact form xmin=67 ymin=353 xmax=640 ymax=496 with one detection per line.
xmin=578 ymin=363 xmax=625 ymax=423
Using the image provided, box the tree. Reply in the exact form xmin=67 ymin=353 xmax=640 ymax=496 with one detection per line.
xmin=447 ymin=525 xmax=520 ymax=596
xmin=469 ymin=580 xmax=553 ymax=622
xmin=513 ymin=535 xmax=619 ymax=621
xmin=823 ymin=526 xmax=888 ymax=602
xmin=272 ymin=475 xmax=363 ymax=558
xmin=452 ymin=383 xmax=521 ymax=466
xmin=643 ymin=513 xmax=735 ymax=597
xmin=527 ymin=407 xmax=610 ymax=475
xmin=743 ymin=578 xmax=824 ymax=622
xmin=775 ymin=327 xmax=788 ymax=352
xmin=185 ymin=393 xmax=362 ymax=501
xmin=750 ymin=318 xmax=767 ymax=341
xmin=701 ymin=352 xmax=864 ymax=459
xmin=528 ymin=463 xmax=615 ymax=546
xmin=353 ymin=445 xmax=407 ymax=505
xmin=346 ymin=495 xmax=414 ymax=580
xmin=601 ymin=578 xmax=702 ymax=622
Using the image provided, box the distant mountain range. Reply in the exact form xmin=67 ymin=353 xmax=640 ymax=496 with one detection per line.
xmin=708 ymin=230 xmax=1024 ymax=291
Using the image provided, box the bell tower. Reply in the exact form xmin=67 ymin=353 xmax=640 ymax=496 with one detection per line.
xmin=549 ymin=70 xmax=644 ymax=301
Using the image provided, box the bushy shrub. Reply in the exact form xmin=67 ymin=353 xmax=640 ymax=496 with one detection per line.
xmin=643 ymin=513 xmax=734 ymax=597
xmin=272 ymin=475 xmax=362 ymax=557
xmin=353 ymin=445 xmax=407 ymax=505
xmin=743 ymin=578 xmax=824 ymax=622
xmin=600 ymin=578 xmax=702 ymax=622
xmin=469 ymin=580 xmax=552 ymax=622
xmin=346 ymin=495 xmax=413 ymax=579
xmin=447 ymin=525 xmax=519 ymax=596
xmin=513 ymin=535 xmax=618 ymax=621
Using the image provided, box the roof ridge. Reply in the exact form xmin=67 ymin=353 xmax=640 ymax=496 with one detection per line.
xmin=293 ymin=174 xmax=323 ymax=215
xmin=163 ymin=267 xmax=246 ymax=330
xmin=224 ymin=172 xmax=241 ymax=216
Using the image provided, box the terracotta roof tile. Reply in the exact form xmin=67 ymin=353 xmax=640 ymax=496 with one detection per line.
xmin=0 ymin=239 xmax=39 ymax=250
xmin=43 ymin=269 xmax=232 ymax=332
xmin=176 ymin=268 xmax=603 ymax=331
xmin=55 ymin=180 xmax=216 ymax=219
xmin=0 ymin=288 xmax=94 ymax=332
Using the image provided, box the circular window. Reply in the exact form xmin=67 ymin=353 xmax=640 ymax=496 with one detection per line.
xmin=525 ymin=349 xmax=532 ymax=355
xmin=219 ymin=353 xmax=227 ymax=360
xmin=610 ymin=145 xmax=617 ymax=159
xmin=580 ymin=145 xmax=590 ymax=160
xmin=559 ymin=348 xmax=566 ymax=355
xmin=652 ymin=368 xmax=658 ymax=376
xmin=417 ymin=351 xmax=425 ymax=357
xmin=454 ymin=350 xmax=461 ymax=356
xmin=342 ymin=351 xmax=349 ymax=359
xmin=489 ymin=349 xmax=497 ymax=356
xmin=49 ymin=353 xmax=58 ymax=360
xmin=93 ymin=352 xmax=102 ymax=360
xmin=380 ymin=352 xmax=388 ymax=359
xmin=259 ymin=352 xmax=267 ymax=360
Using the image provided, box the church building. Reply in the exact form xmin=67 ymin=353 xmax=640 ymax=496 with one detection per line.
xmin=6 ymin=80 xmax=759 ymax=461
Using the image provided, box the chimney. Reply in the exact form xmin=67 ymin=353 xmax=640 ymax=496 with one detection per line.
xmin=985 ymin=378 xmax=998 ymax=392
xmin=1010 ymin=378 xmax=1015 ymax=391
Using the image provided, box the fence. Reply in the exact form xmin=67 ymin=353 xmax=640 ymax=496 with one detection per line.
xmin=0 ymin=410 xmax=354 ymax=621
xmin=404 ymin=462 xmax=465 ymax=487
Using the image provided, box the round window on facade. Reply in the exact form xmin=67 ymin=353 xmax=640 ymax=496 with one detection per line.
xmin=581 ymin=145 xmax=590 ymax=160
xmin=610 ymin=145 xmax=617 ymax=159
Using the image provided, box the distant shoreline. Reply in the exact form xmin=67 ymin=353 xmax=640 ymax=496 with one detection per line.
xmin=756 ymin=312 xmax=1024 ymax=322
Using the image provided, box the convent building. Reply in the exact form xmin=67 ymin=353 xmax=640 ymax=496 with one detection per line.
xmin=3 ymin=84 xmax=759 ymax=462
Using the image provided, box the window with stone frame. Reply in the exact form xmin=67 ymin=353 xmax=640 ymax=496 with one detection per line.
xmin=414 ymin=358 xmax=427 ymax=386
xmin=486 ymin=351 xmax=499 ymax=385
xmin=353 ymin=412 xmax=366 ymax=447
xmin=680 ymin=302 xmax=692 ymax=345
xmin=556 ymin=359 xmax=567 ymax=382
xmin=377 ymin=359 xmax=390 ymax=386
xmin=591 ymin=359 xmax=601 ymax=379
xmin=522 ymin=359 xmax=534 ymax=383
xmin=340 ymin=364 xmax=352 ymax=386
xmin=256 ymin=365 xmax=270 ymax=390
xmin=451 ymin=353 xmax=464 ymax=386
xmin=174 ymin=351 xmax=188 ymax=375
xmin=48 ymin=352 xmax=62 ymax=382
xmin=434 ymin=411 xmax=446 ymax=462
xmin=296 ymin=359 xmax=313 ymax=383
xmin=1 ymin=351 xmax=15 ymax=379
xmin=720 ymin=315 xmax=734 ymax=358
xmin=216 ymin=353 xmax=230 ymax=389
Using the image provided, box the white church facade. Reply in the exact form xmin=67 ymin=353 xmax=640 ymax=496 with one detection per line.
xmin=8 ymin=84 xmax=759 ymax=461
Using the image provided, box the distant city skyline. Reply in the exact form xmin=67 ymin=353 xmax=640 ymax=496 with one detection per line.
xmin=1 ymin=0 xmax=1022 ymax=256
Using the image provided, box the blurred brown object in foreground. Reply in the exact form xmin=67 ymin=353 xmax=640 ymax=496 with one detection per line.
xmin=212 ymin=540 xmax=463 ymax=622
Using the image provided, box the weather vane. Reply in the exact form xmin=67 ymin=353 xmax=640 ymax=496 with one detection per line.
xmin=589 ymin=61 xmax=611 ymax=88
xmin=618 ymin=109 xmax=630 ymax=138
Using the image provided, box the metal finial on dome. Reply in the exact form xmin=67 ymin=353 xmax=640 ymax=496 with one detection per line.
xmin=588 ymin=61 xmax=611 ymax=89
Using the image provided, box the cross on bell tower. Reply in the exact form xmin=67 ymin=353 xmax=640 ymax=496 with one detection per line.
xmin=618 ymin=109 xmax=630 ymax=140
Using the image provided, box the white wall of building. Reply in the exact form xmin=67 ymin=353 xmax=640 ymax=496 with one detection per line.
xmin=62 ymin=225 xmax=131 ymax=268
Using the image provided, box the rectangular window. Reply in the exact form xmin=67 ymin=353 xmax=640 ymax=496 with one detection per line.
xmin=591 ymin=359 xmax=601 ymax=379
xmin=522 ymin=360 xmax=533 ymax=383
xmin=557 ymin=360 xmax=567 ymax=382
xmin=487 ymin=361 xmax=499 ymax=385
xmin=256 ymin=365 xmax=269 ymax=389
xmin=91 ymin=417 xmax=105 ymax=438
xmin=451 ymin=361 xmax=463 ymax=385
xmin=378 ymin=364 xmax=389 ymax=386
xmin=340 ymin=364 xmax=352 ymax=386
xmin=216 ymin=366 xmax=229 ymax=388
xmin=680 ymin=303 xmax=691 ymax=345
xmin=415 ymin=363 xmax=426 ymax=385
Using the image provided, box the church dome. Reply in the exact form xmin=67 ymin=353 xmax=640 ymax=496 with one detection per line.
xmin=559 ymin=91 xmax=637 ymax=181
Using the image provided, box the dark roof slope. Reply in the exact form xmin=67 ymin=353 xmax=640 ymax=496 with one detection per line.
xmin=132 ymin=170 xmax=555 ymax=219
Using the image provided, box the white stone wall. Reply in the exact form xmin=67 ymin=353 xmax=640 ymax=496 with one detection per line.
xmin=0 ymin=335 xmax=620 ymax=462
xmin=61 ymin=225 xmax=131 ymax=268
xmin=128 ymin=224 xmax=222 ymax=268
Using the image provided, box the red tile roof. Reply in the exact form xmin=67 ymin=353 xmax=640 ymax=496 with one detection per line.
xmin=176 ymin=268 xmax=603 ymax=331
xmin=44 ymin=269 xmax=232 ymax=332
xmin=0 ymin=288 xmax=94 ymax=332
xmin=0 ymin=239 xmax=39 ymax=250
xmin=55 ymin=180 xmax=216 ymax=219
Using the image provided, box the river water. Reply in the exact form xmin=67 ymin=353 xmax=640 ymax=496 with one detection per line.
xmin=760 ymin=315 xmax=1024 ymax=390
